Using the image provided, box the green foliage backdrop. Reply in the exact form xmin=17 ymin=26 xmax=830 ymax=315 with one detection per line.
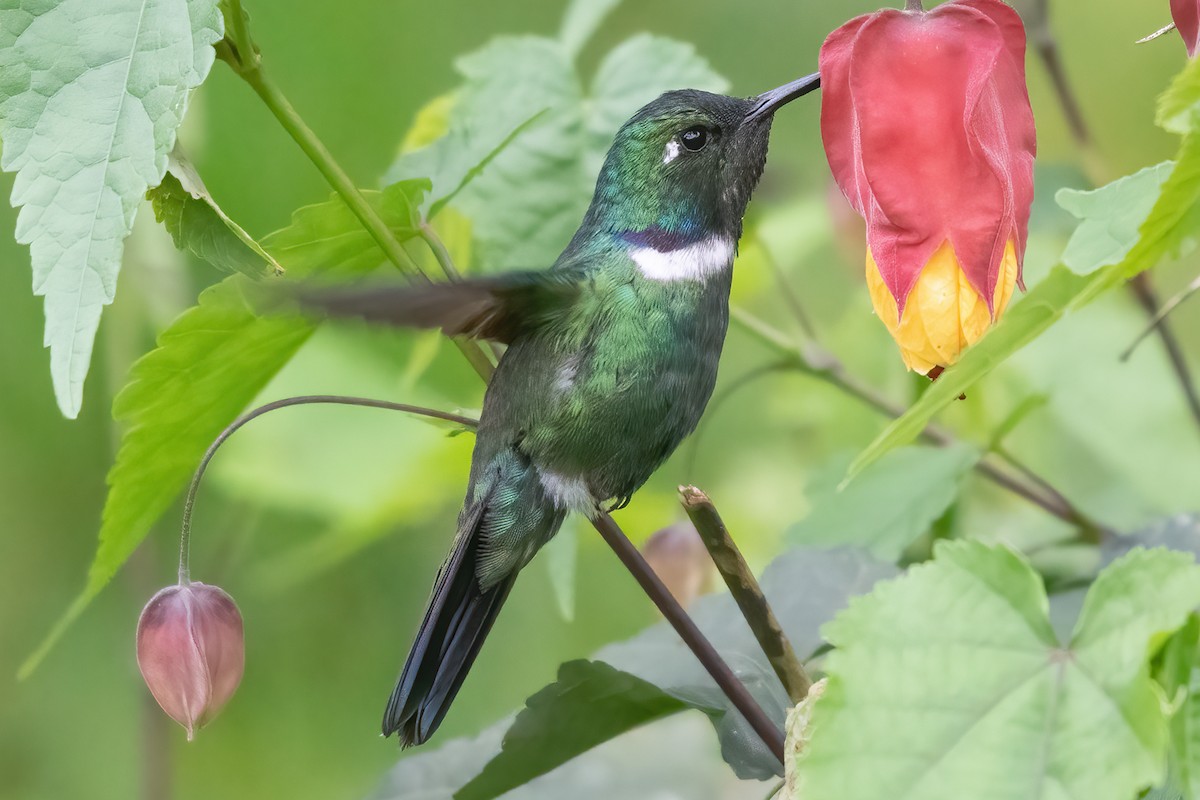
xmin=2 ymin=0 xmax=1199 ymax=799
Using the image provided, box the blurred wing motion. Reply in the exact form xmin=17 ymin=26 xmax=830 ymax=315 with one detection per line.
xmin=299 ymin=269 xmax=587 ymax=344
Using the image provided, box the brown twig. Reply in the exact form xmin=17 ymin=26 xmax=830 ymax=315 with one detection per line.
xmin=729 ymin=309 xmax=1110 ymax=540
xmin=679 ymin=486 xmax=813 ymax=704
xmin=1128 ymin=274 xmax=1200 ymax=431
xmin=589 ymin=511 xmax=787 ymax=765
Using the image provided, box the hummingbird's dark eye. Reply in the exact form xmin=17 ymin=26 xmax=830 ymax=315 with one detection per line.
xmin=680 ymin=127 xmax=709 ymax=152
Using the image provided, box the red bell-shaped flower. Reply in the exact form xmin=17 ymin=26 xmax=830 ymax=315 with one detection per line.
xmin=136 ymin=582 xmax=244 ymax=740
xmin=820 ymin=0 xmax=1036 ymax=374
xmin=1173 ymin=0 xmax=1200 ymax=57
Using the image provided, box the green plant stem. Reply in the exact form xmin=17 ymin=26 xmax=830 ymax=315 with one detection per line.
xmin=730 ymin=308 xmax=1107 ymax=540
xmin=421 ymin=221 xmax=504 ymax=362
xmin=217 ymin=0 xmax=494 ymax=381
xmin=419 ymin=222 xmax=463 ymax=281
xmin=177 ymin=395 xmax=478 ymax=583
xmin=680 ymin=486 xmax=813 ymax=704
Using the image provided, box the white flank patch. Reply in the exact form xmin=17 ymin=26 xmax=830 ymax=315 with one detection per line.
xmin=631 ymin=235 xmax=735 ymax=282
xmin=662 ymin=140 xmax=681 ymax=164
xmin=555 ymin=354 xmax=581 ymax=394
xmin=539 ymin=469 xmax=596 ymax=516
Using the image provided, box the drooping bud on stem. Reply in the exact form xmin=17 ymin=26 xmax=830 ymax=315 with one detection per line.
xmin=136 ymin=582 xmax=245 ymax=740
xmin=642 ymin=522 xmax=713 ymax=609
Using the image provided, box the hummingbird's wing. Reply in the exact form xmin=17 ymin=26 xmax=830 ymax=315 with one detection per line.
xmin=298 ymin=269 xmax=587 ymax=345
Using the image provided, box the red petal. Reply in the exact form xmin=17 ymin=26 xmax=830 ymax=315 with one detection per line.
xmin=1173 ymin=0 xmax=1200 ymax=57
xmin=820 ymin=0 xmax=1035 ymax=314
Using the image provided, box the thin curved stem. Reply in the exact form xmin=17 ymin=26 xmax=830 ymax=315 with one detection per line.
xmin=177 ymin=395 xmax=477 ymax=583
xmin=218 ymin=0 xmax=495 ymax=382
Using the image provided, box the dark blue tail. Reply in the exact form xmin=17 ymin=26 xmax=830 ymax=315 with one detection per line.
xmin=383 ymin=450 xmax=564 ymax=745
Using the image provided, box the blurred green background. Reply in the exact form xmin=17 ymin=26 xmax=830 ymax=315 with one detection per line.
xmin=1 ymin=1 xmax=1197 ymax=798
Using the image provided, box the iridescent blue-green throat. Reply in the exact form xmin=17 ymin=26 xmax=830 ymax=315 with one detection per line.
xmin=308 ymin=73 xmax=821 ymax=746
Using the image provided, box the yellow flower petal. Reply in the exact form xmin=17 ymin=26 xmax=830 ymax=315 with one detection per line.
xmin=866 ymin=241 xmax=1018 ymax=374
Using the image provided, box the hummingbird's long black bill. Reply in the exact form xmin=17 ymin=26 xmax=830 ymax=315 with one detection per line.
xmin=746 ymin=71 xmax=822 ymax=121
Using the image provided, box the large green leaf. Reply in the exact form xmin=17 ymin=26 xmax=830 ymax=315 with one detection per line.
xmin=148 ymin=146 xmax=282 ymax=278
xmin=20 ymin=182 xmax=428 ymax=677
xmin=557 ymin=0 xmax=624 ymax=58
xmin=796 ymin=543 xmax=1200 ymax=800
xmin=388 ymin=30 xmax=726 ymax=269
xmin=789 ymin=445 xmax=978 ymax=560
xmin=573 ymin=548 xmax=895 ymax=781
xmin=456 ymin=660 xmax=689 ymax=800
xmin=371 ymin=713 xmax=742 ymax=800
xmin=0 ymin=0 xmax=222 ymax=417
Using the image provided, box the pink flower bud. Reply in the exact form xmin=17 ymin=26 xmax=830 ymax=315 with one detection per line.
xmin=820 ymin=0 xmax=1036 ymax=374
xmin=136 ymin=582 xmax=244 ymax=740
xmin=1173 ymin=0 xmax=1200 ymax=57
xmin=642 ymin=523 xmax=713 ymax=609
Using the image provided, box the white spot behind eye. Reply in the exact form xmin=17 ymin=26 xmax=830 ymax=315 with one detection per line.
xmin=663 ymin=140 xmax=681 ymax=164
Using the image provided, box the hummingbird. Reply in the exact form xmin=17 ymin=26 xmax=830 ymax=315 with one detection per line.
xmin=309 ymin=73 xmax=820 ymax=746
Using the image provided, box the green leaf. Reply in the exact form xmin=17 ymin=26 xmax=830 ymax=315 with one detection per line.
xmin=21 ymin=181 xmax=429 ymax=676
xmin=261 ymin=179 xmax=429 ymax=274
xmin=558 ymin=0 xmax=624 ymax=58
xmin=0 ymin=0 xmax=222 ymax=417
xmin=371 ymin=713 xmax=739 ymax=800
xmin=789 ymin=445 xmax=978 ymax=560
xmin=1157 ymin=615 xmax=1200 ymax=800
xmin=1056 ymin=162 xmax=1174 ymax=274
xmin=845 ymin=266 xmax=1092 ymax=480
xmin=388 ymin=31 xmax=726 ymax=268
xmin=455 ymin=660 xmax=689 ymax=800
xmin=1160 ymin=55 xmax=1200 ymax=135
xmin=796 ymin=542 xmax=1200 ymax=800
xmin=595 ymin=547 xmax=897 ymax=780
xmin=543 ymin=515 xmax=578 ymax=622
xmin=148 ymin=146 xmax=282 ymax=278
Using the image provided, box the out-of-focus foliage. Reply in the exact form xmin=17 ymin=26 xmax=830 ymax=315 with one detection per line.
xmin=2 ymin=0 xmax=1200 ymax=799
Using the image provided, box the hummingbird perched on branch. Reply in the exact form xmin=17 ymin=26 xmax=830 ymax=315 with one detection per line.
xmin=309 ymin=72 xmax=820 ymax=746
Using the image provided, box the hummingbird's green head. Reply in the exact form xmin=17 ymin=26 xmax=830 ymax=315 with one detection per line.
xmin=582 ymin=74 xmax=820 ymax=251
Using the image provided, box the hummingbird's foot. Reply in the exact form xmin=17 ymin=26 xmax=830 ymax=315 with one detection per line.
xmin=605 ymin=494 xmax=633 ymax=513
